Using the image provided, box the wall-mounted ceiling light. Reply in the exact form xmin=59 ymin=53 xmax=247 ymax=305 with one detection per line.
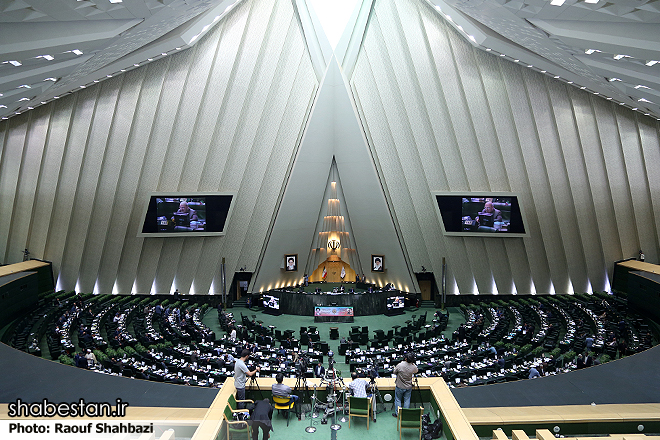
xmin=646 ymin=60 xmax=658 ymax=66
xmin=550 ymin=0 xmax=566 ymax=6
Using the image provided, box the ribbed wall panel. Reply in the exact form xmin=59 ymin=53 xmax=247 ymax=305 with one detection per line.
xmin=0 ymin=0 xmax=318 ymax=294
xmin=350 ymin=0 xmax=660 ymax=294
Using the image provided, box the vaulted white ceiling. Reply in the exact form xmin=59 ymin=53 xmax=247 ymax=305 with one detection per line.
xmin=1 ymin=0 xmax=659 ymax=120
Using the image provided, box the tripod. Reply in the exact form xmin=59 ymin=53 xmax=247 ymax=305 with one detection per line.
xmin=368 ymin=376 xmax=387 ymax=420
xmin=247 ymin=373 xmax=263 ymax=400
xmin=312 ymin=355 xmax=346 ymax=430
xmin=412 ymin=376 xmax=424 ymax=412
xmin=294 ymin=374 xmax=313 ymax=417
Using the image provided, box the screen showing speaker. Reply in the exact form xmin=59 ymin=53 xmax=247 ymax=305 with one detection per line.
xmin=139 ymin=194 xmax=233 ymax=237
xmin=435 ymin=193 xmax=527 ymax=237
xmin=263 ymin=294 xmax=280 ymax=310
xmin=387 ymin=296 xmax=405 ymax=310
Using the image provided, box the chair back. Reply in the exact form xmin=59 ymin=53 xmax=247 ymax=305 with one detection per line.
xmin=399 ymin=407 xmax=423 ymax=425
xmin=223 ymin=405 xmax=233 ymax=421
xmin=228 ymin=394 xmax=238 ymax=410
xmin=348 ymin=396 xmax=370 ymax=412
xmin=272 ymin=395 xmax=294 ymax=410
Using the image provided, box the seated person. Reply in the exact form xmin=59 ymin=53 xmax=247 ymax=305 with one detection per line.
xmin=172 ymin=201 xmax=198 ymax=225
xmin=476 ymin=201 xmax=503 ymax=227
xmin=348 ymin=372 xmax=374 ymax=419
xmin=272 ymin=373 xmax=299 ymax=409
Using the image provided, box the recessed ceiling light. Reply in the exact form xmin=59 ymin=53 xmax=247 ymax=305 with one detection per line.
xmin=580 ymin=87 xmax=586 ymax=89
xmin=176 ymin=47 xmax=182 ymax=50
xmin=527 ymin=65 xmax=533 ymax=68
xmin=607 ymin=97 xmax=612 ymax=100
xmin=18 ymin=84 xmax=31 ymax=89
xmin=121 ymin=69 xmax=126 ymax=72
xmin=468 ymin=35 xmax=476 ymax=43
xmin=27 ymin=106 xmax=33 ymax=110
xmin=107 ymin=75 xmax=112 ymax=78
xmin=93 ymin=80 xmax=99 ymax=83
xmin=638 ymin=98 xmax=653 ymax=103
xmin=585 ymin=49 xmax=601 ymax=55
xmin=634 ymin=85 xmax=650 ymax=89
xmin=485 ymin=48 xmax=491 ymax=51
xmin=646 ymin=60 xmax=658 ymax=66
xmin=514 ymin=59 xmax=519 ymax=62
xmin=109 ymin=0 xmax=122 ymax=3
xmin=80 ymin=86 xmax=86 ymax=88
xmin=161 ymin=53 xmax=167 ymax=56
xmin=73 ymin=50 xmax=83 ymax=56
xmin=585 ymin=0 xmax=598 ymax=4
xmin=541 ymin=70 xmax=546 ymax=73
xmin=554 ymin=75 xmax=560 ymax=78
xmin=550 ymin=0 xmax=566 ymax=5
xmin=8 ymin=60 xmax=22 ymax=66
xmin=36 ymin=55 xmax=54 ymax=61
xmin=593 ymin=92 xmax=599 ymax=95
xmin=18 ymin=97 xmax=30 ymax=101
xmin=43 ymin=77 xmax=57 ymax=81
xmin=568 ymin=81 xmax=573 ymax=84
xmin=134 ymin=64 xmax=139 ymax=67
xmin=500 ymin=54 xmax=505 ymax=57
xmin=147 ymin=58 xmax=153 ymax=61
xmin=613 ymin=54 xmax=631 ymax=60
xmin=632 ymin=108 xmax=638 ymax=111
xmin=608 ymin=78 xmax=621 ymax=82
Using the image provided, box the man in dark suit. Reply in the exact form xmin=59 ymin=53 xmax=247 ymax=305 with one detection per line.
xmin=314 ymin=362 xmax=325 ymax=378
xmin=248 ymin=399 xmax=273 ymax=440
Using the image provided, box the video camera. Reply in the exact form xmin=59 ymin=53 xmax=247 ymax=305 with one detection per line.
xmin=295 ymin=353 xmax=308 ymax=375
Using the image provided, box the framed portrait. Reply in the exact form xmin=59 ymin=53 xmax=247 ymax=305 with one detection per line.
xmin=285 ymin=254 xmax=297 ymax=272
xmin=372 ymin=255 xmax=384 ymax=272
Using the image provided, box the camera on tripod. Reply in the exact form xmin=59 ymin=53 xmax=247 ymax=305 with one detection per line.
xmin=295 ymin=353 xmax=309 ymax=376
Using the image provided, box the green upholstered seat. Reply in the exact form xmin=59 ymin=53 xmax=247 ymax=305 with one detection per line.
xmin=348 ymin=396 xmax=372 ymax=430
xmin=397 ymin=406 xmax=423 ymax=440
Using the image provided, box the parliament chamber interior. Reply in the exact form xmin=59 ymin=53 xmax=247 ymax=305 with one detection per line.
xmin=1 ymin=0 xmax=660 ymax=440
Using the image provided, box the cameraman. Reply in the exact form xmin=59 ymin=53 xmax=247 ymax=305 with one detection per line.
xmin=392 ymin=352 xmax=418 ymax=417
xmin=349 ymin=372 xmax=375 ymax=420
xmin=235 ymin=349 xmax=260 ymax=409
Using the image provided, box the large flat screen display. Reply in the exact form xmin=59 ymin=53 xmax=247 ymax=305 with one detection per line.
xmin=139 ymin=193 xmax=233 ymax=237
xmin=387 ymin=296 xmax=405 ymax=310
xmin=263 ymin=294 xmax=280 ymax=310
xmin=435 ymin=193 xmax=527 ymax=237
